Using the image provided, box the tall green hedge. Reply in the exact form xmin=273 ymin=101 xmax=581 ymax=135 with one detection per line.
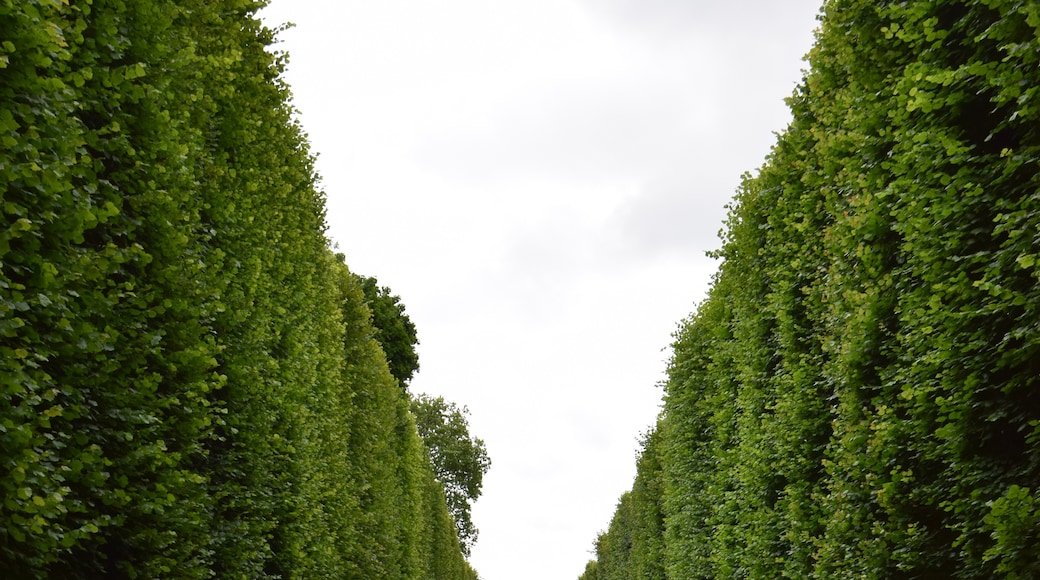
xmin=2 ymin=1 xmax=476 ymax=577
xmin=581 ymin=0 xmax=1040 ymax=577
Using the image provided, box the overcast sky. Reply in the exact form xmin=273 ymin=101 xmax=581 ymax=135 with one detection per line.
xmin=259 ymin=1 xmax=821 ymax=577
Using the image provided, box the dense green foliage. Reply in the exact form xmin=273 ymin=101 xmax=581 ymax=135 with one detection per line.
xmin=578 ymin=560 xmax=601 ymax=580
xmin=585 ymin=429 xmax=666 ymax=580
xmin=411 ymin=393 xmax=491 ymax=556
xmin=352 ymin=272 xmax=490 ymax=558
xmin=581 ymin=0 xmax=1040 ymax=577
xmin=354 ymin=273 xmax=420 ymax=388
xmin=1 ymin=1 xmax=477 ymax=577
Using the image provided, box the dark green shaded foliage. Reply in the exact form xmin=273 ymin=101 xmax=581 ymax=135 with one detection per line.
xmin=580 ymin=0 xmax=1040 ymax=577
xmin=355 ymin=273 xmax=420 ymax=388
xmin=1 ymin=1 xmax=234 ymax=575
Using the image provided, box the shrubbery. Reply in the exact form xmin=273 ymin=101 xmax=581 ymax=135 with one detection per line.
xmin=1 ymin=1 xmax=477 ymax=577
xmin=583 ymin=0 xmax=1040 ymax=577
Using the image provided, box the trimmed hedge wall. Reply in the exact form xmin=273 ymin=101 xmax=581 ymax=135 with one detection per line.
xmin=1 ymin=1 xmax=476 ymax=577
xmin=582 ymin=0 xmax=1040 ymax=577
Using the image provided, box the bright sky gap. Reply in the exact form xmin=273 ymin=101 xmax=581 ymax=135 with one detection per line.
xmin=259 ymin=2 xmax=821 ymax=577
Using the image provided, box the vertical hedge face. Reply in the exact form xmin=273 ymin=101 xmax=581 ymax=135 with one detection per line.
xmin=628 ymin=429 xmax=666 ymax=580
xmin=2 ymin=1 xmax=477 ymax=577
xmin=2 ymin=1 xmax=227 ymax=575
xmin=580 ymin=1 xmax=1040 ymax=578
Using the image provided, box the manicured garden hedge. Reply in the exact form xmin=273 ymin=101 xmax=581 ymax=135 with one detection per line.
xmin=582 ymin=0 xmax=1040 ymax=577
xmin=1 ymin=1 xmax=476 ymax=577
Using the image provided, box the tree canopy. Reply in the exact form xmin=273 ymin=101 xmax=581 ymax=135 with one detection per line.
xmin=411 ymin=394 xmax=492 ymax=557
xmin=350 ymin=269 xmax=492 ymax=559
xmin=354 ymin=273 xmax=420 ymax=388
